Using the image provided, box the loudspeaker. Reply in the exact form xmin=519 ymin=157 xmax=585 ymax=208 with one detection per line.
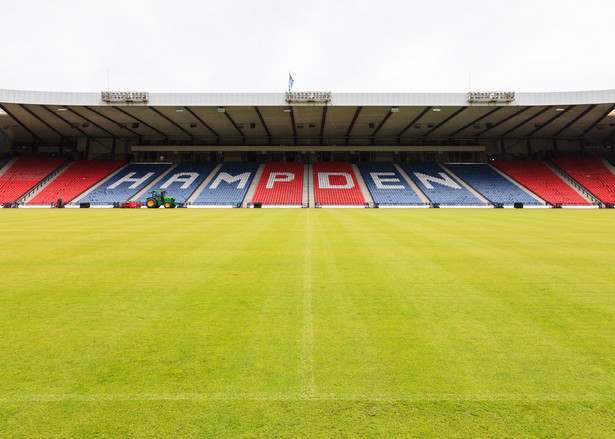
xmin=514 ymin=202 xmax=524 ymax=208
xmin=494 ymin=203 xmax=504 ymax=208
xmin=80 ymin=202 xmax=90 ymax=208
xmin=254 ymin=202 xmax=262 ymax=208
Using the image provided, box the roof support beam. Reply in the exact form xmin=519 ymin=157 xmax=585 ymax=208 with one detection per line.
xmin=83 ymin=106 xmax=141 ymax=137
xmin=184 ymin=107 xmax=219 ymax=139
xmin=582 ymin=104 xmax=615 ymax=136
xmin=345 ymin=106 xmax=362 ymax=145
xmin=396 ymin=107 xmax=432 ymax=140
xmin=476 ymin=107 xmax=532 ymax=137
xmin=500 ymin=107 xmax=552 ymax=137
xmin=41 ymin=105 xmax=90 ymax=138
xmin=149 ymin=107 xmax=193 ymax=137
xmin=253 ymin=106 xmax=271 ymax=146
xmin=113 ymin=107 xmax=168 ymax=137
xmin=222 ymin=110 xmax=245 ymax=139
xmin=20 ymin=105 xmax=67 ymax=141
xmin=319 ymin=106 xmax=328 ymax=146
xmin=553 ymin=105 xmax=596 ymax=137
xmin=288 ymin=108 xmax=297 ymax=145
xmin=448 ymin=107 xmax=502 ymax=137
xmin=423 ymin=107 xmax=467 ymax=137
xmin=527 ymin=106 xmax=573 ymax=137
xmin=67 ymin=107 xmax=118 ymax=137
xmin=0 ymin=103 xmax=40 ymax=142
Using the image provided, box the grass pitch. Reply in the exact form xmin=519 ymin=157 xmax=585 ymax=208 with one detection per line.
xmin=0 ymin=209 xmax=614 ymax=438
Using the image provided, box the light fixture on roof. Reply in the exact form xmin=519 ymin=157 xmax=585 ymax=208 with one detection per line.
xmin=217 ymin=107 xmax=225 ymax=113
xmin=555 ymin=108 xmax=565 ymax=111
xmin=58 ymin=106 xmax=68 ymax=111
xmin=433 ymin=108 xmax=441 ymax=112
xmin=283 ymin=108 xmax=292 ymax=113
xmin=176 ymin=108 xmax=184 ymax=112
xmin=391 ymin=107 xmax=399 ymax=113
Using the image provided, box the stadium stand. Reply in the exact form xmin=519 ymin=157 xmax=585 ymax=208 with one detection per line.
xmin=27 ymin=160 xmax=126 ymax=205
xmin=493 ymin=160 xmax=590 ymax=205
xmin=358 ymin=162 xmax=424 ymax=205
xmin=251 ymin=162 xmax=303 ymax=205
xmin=552 ymin=156 xmax=615 ymax=203
xmin=136 ymin=162 xmax=216 ymax=204
xmin=0 ymin=154 xmax=67 ymax=203
xmin=446 ymin=163 xmax=543 ymax=206
xmin=75 ymin=163 xmax=171 ymax=205
xmin=313 ymin=162 xmax=365 ymax=205
xmin=401 ymin=162 xmax=484 ymax=205
xmin=192 ymin=162 xmax=259 ymax=205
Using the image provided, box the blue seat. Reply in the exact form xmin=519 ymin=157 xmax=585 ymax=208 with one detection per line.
xmin=358 ymin=162 xmax=424 ymax=205
xmin=400 ymin=163 xmax=484 ymax=205
xmin=136 ymin=162 xmax=216 ymax=204
xmin=192 ymin=162 xmax=259 ymax=205
xmin=446 ymin=163 xmax=542 ymax=206
xmin=75 ymin=163 xmax=171 ymax=205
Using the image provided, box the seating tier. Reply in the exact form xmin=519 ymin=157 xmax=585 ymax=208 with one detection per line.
xmin=251 ymin=162 xmax=303 ymax=205
xmin=493 ymin=160 xmax=589 ymax=205
xmin=136 ymin=162 xmax=216 ymax=204
xmin=75 ymin=163 xmax=171 ymax=205
xmin=401 ymin=163 xmax=484 ymax=205
xmin=28 ymin=160 xmax=126 ymax=205
xmin=0 ymin=155 xmax=67 ymax=203
xmin=358 ymin=162 xmax=424 ymax=205
xmin=313 ymin=162 xmax=365 ymax=205
xmin=192 ymin=162 xmax=259 ymax=205
xmin=552 ymin=156 xmax=615 ymax=204
xmin=446 ymin=163 xmax=542 ymax=205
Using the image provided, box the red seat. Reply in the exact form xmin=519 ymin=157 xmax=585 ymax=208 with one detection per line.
xmin=493 ymin=160 xmax=589 ymax=205
xmin=313 ymin=162 xmax=365 ymax=206
xmin=553 ymin=156 xmax=615 ymax=204
xmin=27 ymin=160 xmax=126 ymax=205
xmin=0 ymin=155 xmax=67 ymax=203
xmin=251 ymin=162 xmax=304 ymax=205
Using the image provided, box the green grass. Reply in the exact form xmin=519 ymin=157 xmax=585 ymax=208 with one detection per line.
xmin=0 ymin=209 xmax=614 ymax=438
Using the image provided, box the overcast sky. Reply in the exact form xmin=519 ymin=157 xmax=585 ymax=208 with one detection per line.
xmin=2 ymin=0 xmax=614 ymax=94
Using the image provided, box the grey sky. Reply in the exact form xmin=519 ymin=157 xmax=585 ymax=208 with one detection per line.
xmin=2 ymin=0 xmax=613 ymax=93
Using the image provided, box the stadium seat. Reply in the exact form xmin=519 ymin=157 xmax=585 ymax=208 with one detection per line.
xmin=75 ymin=163 xmax=171 ymax=205
xmin=446 ymin=163 xmax=542 ymax=206
xmin=400 ymin=163 xmax=483 ymax=205
xmin=135 ymin=162 xmax=216 ymax=204
xmin=552 ymin=156 xmax=615 ymax=204
xmin=192 ymin=162 xmax=259 ymax=205
xmin=493 ymin=160 xmax=590 ymax=205
xmin=358 ymin=162 xmax=424 ymax=205
xmin=28 ymin=160 xmax=126 ymax=205
xmin=251 ymin=162 xmax=303 ymax=206
xmin=313 ymin=162 xmax=365 ymax=205
xmin=0 ymin=154 xmax=67 ymax=203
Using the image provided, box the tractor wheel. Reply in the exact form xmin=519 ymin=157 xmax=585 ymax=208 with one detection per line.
xmin=164 ymin=201 xmax=175 ymax=208
xmin=146 ymin=198 xmax=159 ymax=208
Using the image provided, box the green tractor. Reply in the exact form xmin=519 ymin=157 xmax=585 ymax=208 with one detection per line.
xmin=146 ymin=190 xmax=178 ymax=208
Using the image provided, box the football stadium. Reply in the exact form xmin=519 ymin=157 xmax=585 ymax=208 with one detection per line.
xmin=1 ymin=87 xmax=614 ymax=437
xmin=2 ymin=0 xmax=615 ymax=436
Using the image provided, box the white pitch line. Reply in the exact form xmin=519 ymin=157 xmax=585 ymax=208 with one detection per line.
xmin=301 ymin=212 xmax=315 ymax=395
xmin=1 ymin=393 xmax=614 ymax=402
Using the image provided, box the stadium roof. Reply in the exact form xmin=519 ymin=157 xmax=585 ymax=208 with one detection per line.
xmin=1 ymin=89 xmax=615 ymax=147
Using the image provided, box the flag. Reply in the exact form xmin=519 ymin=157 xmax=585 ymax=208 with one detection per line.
xmin=289 ymin=73 xmax=294 ymax=92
